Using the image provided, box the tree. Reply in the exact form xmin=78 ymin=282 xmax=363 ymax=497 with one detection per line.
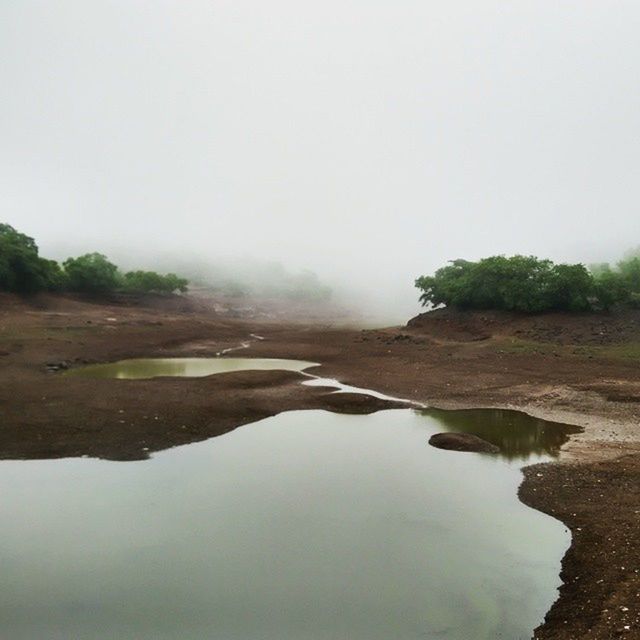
xmin=593 ymin=269 xmax=629 ymax=310
xmin=546 ymin=264 xmax=593 ymax=312
xmin=161 ymin=273 xmax=189 ymax=293
xmin=415 ymin=259 xmax=475 ymax=309
xmin=0 ymin=223 xmax=62 ymax=292
xmin=123 ymin=270 xmax=188 ymax=293
xmin=416 ymin=255 xmax=599 ymax=313
xmin=63 ymin=253 xmax=120 ymax=293
xmin=618 ymin=256 xmax=640 ymax=292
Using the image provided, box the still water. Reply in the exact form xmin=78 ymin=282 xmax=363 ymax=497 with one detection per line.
xmin=0 ymin=408 xmax=572 ymax=640
xmin=65 ymin=357 xmax=318 ymax=379
xmin=422 ymin=407 xmax=581 ymax=461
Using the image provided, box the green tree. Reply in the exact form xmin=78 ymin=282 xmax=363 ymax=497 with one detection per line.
xmin=546 ymin=264 xmax=593 ymax=312
xmin=588 ymin=262 xmax=611 ymax=278
xmin=63 ymin=253 xmax=120 ymax=293
xmin=123 ymin=270 xmax=188 ymax=293
xmin=593 ymin=269 xmax=629 ymax=310
xmin=161 ymin=273 xmax=188 ymax=293
xmin=618 ymin=256 xmax=640 ymax=292
xmin=416 ymin=255 xmax=598 ymax=313
xmin=0 ymin=223 xmax=62 ymax=292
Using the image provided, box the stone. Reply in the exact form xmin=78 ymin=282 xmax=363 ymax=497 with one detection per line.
xmin=428 ymin=432 xmax=500 ymax=454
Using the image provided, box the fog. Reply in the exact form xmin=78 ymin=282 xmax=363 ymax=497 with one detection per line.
xmin=2 ymin=1 xmax=640 ymax=321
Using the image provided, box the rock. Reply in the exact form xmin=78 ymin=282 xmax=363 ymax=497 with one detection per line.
xmin=429 ymin=432 xmax=500 ymax=454
xmin=45 ymin=361 xmax=69 ymax=372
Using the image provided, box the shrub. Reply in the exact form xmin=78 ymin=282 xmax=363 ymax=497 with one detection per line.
xmin=416 ymin=255 xmax=595 ymax=313
xmin=0 ymin=224 xmax=62 ymax=293
xmin=63 ymin=253 xmax=121 ymax=293
xmin=123 ymin=270 xmax=188 ymax=293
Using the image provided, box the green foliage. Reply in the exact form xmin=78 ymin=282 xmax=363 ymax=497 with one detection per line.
xmin=0 ymin=223 xmax=190 ymax=296
xmin=417 ymin=252 xmax=640 ymax=313
xmin=0 ymin=224 xmax=63 ymax=293
xmin=593 ymin=269 xmax=629 ymax=310
xmin=545 ymin=264 xmax=594 ymax=312
xmin=123 ymin=270 xmax=188 ymax=294
xmin=589 ymin=255 xmax=640 ymax=309
xmin=40 ymin=259 xmax=69 ymax=291
xmin=416 ymin=255 xmax=594 ymax=313
xmin=588 ymin=262 xmax=611 ymax=278
xmin=617 ymin=256 xmax=640 ymax=292
xmin=63 ymin=253 xmax=121 ymax=293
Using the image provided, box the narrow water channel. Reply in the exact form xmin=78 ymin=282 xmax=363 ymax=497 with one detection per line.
xmin=0 ymin=405 xmax=572 ymax=639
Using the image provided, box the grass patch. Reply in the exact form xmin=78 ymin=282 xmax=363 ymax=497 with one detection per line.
xmin=496 ymin=338 xmax=562 ymax=356
xmin=593 ymin=343 xmax=640 ymax=361
xmin=498 ymin=337 xmax=640 ymax=361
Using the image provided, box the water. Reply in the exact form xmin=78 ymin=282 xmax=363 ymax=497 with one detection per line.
xmin=66 ymin=356 xmax=420 ymax=406
xmin=0 ymin=408 xmax=572 ymax=640
xmin=65 ymin=357 xmax=318 ymax=379
xmin=424 ymin=407 xmax=582 ymax=460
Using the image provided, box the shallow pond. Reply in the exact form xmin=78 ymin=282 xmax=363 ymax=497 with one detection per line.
xmin=423 ymin=407 xmax=581 ymax=461
xmin=65 ymin=357 xmax=318 ymax=379
xmin=0 ymin=408 xmax=572 ymax=640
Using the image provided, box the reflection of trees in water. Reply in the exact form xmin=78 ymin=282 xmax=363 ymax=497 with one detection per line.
xmin=422 ymin=408 xmax=581 ymax=461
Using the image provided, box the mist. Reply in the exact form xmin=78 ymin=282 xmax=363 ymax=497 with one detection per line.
xmin=2 ymin=1 xmax=640 ymax=322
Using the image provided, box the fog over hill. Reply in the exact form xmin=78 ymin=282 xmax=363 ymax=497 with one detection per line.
xmin=2 ymin=1 xmax=640 ymax=323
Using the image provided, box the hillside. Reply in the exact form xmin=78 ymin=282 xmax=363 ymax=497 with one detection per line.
xmin=407 ymin=307 xmax=640 ymax=347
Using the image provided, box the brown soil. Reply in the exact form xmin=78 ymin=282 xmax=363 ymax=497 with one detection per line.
xmin=2 ymin=292 xmax=640 ymax=638
xmin=521 ymin=457 xmax=640 ymax=639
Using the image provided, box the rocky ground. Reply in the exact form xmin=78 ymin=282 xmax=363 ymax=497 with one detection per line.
xmin=2 ymin=292 xmax=640 ymax=638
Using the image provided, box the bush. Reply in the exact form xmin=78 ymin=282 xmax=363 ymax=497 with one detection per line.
xmin=0 ymin=223 xmax=191 ymax=297
xmin=593 ymin=269 xmax=629 ymax=310
xmin=416 ymin=255 xmax=595 ymax=313
xmin=617 ymin=257 xmax=640 ymax=292
xmin=0 ymin=224 xmax=63 ymax=293
xmin=63 ymin=253 xmax=121 ymax=293
xmin=123 ymin=270 xmax=188 ymax=294
xmin=589 ymin=256 xmax=640 ymax=310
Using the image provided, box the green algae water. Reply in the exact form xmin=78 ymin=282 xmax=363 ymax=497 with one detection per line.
xmin=423 ymin=407 xmax=581 ymax=460
xmin=65 ymin=357 xmax=318 ymax=379
xmin=0 ymin=408 xmax=571 ymax=640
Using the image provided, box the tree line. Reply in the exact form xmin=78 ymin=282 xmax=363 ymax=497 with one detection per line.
xmin=0 ymin=223 xmax=188 ymax=295
xmin=415 ymin=254 xmax=640 ymax=313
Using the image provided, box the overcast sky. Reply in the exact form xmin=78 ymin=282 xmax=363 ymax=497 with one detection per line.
xmin=2 ymin=1 xmax=640 ymax=313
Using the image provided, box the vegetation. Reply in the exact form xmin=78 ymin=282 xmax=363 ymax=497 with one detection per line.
xmin=0 ymin=222 xmax=331 ymax=301
xmin=0 ymin=224 xmax=65 ymax=293
xmin=416 ymin=254 xmax=640 ymax=313
xmin=590 ymin=256 xmax=640 ymax=309
xmin=63 ymin=253 xmax=121 ymax=293
xmin=0 ymin=223 xmax=188 ymax=296
xmin=122 ymin=270 xmax=188 ymax=294
xmin=182 ymin=258 xmax=332 ymax=302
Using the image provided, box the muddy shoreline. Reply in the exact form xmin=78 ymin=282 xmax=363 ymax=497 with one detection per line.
xmin=2 ymin=294 xmax=640 ymax=638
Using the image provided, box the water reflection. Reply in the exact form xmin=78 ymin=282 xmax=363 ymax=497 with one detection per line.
xmin=66 ymin=357 xmax=317 ymax=379
xmin=423 ymin=407 xmax=581 ymax=460
xmin=0 ymin=409 xmax=569 ymax=640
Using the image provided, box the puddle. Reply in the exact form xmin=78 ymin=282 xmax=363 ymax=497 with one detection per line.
xmin=65 ymin=357 xmax=318 ymax=380
xmin=0 ymin=409 xmax=570 ymax=639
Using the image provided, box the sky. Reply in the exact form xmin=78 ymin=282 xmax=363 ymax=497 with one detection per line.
xmin=2 ymin=1 xmax=640 ymax=316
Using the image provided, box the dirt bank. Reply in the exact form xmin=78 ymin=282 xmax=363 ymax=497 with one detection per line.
xmin=521 ymin=457 xmax=640 ymax=639
xmin=2 ymin=293 xmax=640 ymax=638
xmin=0 ymin=293 xmax=404 ymax=461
